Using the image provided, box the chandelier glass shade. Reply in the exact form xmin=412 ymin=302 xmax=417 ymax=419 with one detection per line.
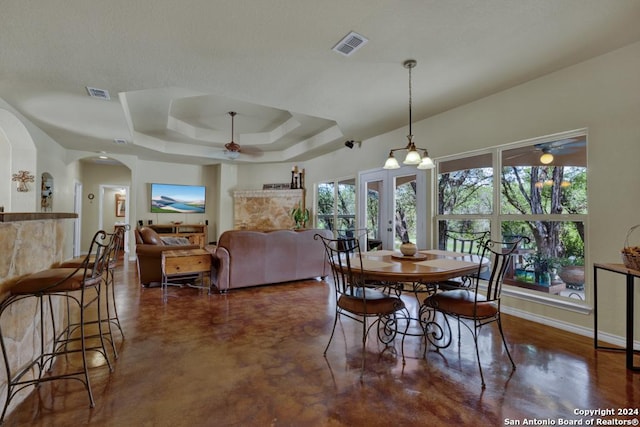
xmin=383 ymin=59 xmax=434 ymax=170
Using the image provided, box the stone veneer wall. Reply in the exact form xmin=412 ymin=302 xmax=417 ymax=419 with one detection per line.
xmin=0 ymin=218 xmax=70 ymax=417
xmin=233 ymin=189 xmax=303 ymax=230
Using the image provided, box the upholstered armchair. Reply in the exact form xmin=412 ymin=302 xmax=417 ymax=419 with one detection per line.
xmin=134 ymin=227 xmax=199 ymax=286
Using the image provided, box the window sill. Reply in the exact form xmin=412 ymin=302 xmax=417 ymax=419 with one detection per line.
xmin=501 ymin=284 xmax=591 ymax=315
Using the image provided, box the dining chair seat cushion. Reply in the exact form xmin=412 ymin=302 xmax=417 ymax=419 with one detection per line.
xmin=10 ymin=268 xmax=102 ymax=295
xmin=59 ymin=256 xmax=116 ymax=270
xmin=425 ymin=289 xmax=497 ymax=318
xmin=338 ymin=287 xmax=405 ymax=316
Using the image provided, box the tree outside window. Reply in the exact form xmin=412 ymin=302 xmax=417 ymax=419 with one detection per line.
xmin=437 ymin=134 xmax=587 ymax=300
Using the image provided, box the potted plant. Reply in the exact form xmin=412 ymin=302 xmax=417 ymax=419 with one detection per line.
xmin=290 ymin=203 xmax=310 ymax=229
xmin=557 ymin=256 xmax=585 ymax=290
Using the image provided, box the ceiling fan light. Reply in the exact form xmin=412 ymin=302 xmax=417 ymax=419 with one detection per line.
xmin=384 ymin=153 xmax=400 ymax=169
xmin=540 ymin=152 xmax=554 ymax=164
xmin=417 ymin=156 xmax=435 ymax=169
xmin=224 ymin=150 xmax=240 ymax=160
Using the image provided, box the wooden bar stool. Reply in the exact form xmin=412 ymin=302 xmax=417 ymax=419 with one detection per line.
xmin=0 ymin=230 xmax=113 ymax=422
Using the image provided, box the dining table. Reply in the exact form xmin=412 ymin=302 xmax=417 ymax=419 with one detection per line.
xmin=353 ymin=248 xmax=490 ymax=348
xmin=356 ymin=248 xmax=488 ymax=285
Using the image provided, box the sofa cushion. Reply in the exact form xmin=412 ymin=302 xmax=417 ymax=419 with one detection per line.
xmin=160 ymin=236 xmax=191 ymax=245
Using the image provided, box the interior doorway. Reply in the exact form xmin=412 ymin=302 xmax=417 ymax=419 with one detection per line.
xmin=99 ymin=185 xmax=130 ymax=254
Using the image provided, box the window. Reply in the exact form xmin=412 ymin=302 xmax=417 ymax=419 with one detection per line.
xmin=437 ymin=153 xmax=493 ymax=248
xmin=436 ymin=131 xmax=587 ymax=301
xmin=317 ymin=178 xmax=356 ymax=234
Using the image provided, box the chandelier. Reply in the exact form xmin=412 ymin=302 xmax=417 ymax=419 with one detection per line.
xmin=383 ymin=59 xmax=434 ymax=170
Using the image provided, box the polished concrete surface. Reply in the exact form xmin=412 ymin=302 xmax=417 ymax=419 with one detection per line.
xmin=2 ymin=260 xmax=638 ymax=426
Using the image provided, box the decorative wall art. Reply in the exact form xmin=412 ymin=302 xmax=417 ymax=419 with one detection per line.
xmin=115 ymin=193 xmax=126 ymax=217
xmin=12 ymin=170 xmax=35 ymax=192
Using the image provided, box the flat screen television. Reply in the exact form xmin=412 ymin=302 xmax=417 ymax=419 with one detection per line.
xmin=150 ymin=183 xmax=206 ymax=214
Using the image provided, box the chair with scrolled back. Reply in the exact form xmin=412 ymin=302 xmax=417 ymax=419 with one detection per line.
xmin=315 ymin=233 xmax=409 ymax=377
xmin=421 ymin=236 xmax=526 ymax=388
xmin=437 ymin=230 xmax=490 ymax=290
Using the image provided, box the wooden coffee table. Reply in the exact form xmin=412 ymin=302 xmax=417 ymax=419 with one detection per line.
xmin=161 ymin=248 xmax=212 ymax=296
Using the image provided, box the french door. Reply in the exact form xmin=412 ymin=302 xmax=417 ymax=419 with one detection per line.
xmin=358 ymin=166 xmax=427 ymax=250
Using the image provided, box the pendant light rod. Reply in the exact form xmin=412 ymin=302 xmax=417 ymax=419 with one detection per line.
xmin=224 ymin=111 xmax=240 ymax=159
xmin=405 ymin=59 xmax=416 ymax=143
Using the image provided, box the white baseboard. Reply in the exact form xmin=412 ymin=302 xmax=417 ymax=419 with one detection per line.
xmin=501 ymin=305 xmax=640 ymax=351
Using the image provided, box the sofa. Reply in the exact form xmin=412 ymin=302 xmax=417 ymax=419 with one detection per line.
xmin=209 ymin=228 xmax=332 ymax=293
xmin=135 ymin=226 xmax=200 ymax=286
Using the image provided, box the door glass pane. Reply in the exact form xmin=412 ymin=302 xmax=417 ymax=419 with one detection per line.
xmin=394 ymin=174 xmax=417 ymax=249
xmin=366 ymin=180 xmax=382 ymax=249
xmin=317 ymin=182 xmax=334 ymax=230
xmin=336 ymin=178 xmax=356 ymax=232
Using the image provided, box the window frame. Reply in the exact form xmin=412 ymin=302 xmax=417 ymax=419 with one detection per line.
xmin=315 ymin=176 xmax=357 ymax=235
xmin=434 ymin=129 xmax=589 ymax=313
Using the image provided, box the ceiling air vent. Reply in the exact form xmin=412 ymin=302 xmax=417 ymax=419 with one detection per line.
xmin=332 ymin=31 xmax=368 ymax=57
xmin=86 ymin=86 xmax=110 ymax=100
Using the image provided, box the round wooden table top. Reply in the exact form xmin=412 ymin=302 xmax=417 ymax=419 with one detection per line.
xmin=355 ymin=249 xmax=488 ymax=283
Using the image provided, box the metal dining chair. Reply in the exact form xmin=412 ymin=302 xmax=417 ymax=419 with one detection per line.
xmin=421 ymin=236 xmax=525 ymax=388
xmin=437 ymin=230 xmax=490 ymax=290
xmin=315 ymin=233 xmax=409 ymax=377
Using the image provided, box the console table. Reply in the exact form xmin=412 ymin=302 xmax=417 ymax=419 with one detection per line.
xmin=149 ymin=224 xmax=207 ymax=247
xmin=593 ymin=262 xmax=640 ymax=371
xmin=161 ymin=248 xmax=212 ymax=297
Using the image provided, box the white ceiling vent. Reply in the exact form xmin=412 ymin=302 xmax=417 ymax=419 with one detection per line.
xmin=86 ymin=86 xmax=110 ymax=100
xmin=332 ymin=31 xmax=368 ymax=56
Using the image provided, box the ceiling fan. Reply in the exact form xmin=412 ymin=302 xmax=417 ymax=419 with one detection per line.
xmin=534 ymin=138 xmax=585 ymax=164
xmin=222 ymin=111 xmax=263 ymax=160
xmin=504 ymin=137 xmax=586 ymax=163
xmin=224 ymin=111 xmax=241 ymax=159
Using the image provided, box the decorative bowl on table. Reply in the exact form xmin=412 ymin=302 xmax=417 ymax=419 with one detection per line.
xmin=399 ymin=242 xmax=417 ymax=256
xmin=171 ymin=221 xmax=183 ymax=225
